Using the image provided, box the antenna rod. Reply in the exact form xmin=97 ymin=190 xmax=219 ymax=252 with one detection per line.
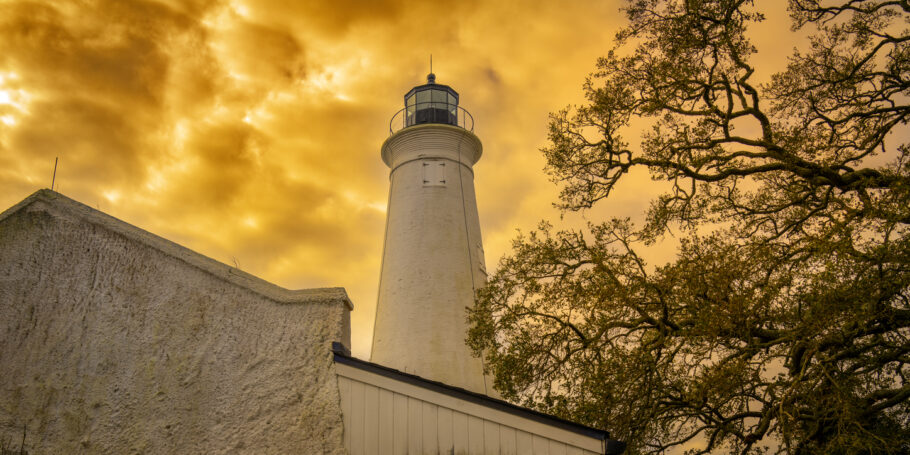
xmin=430 ymin=54 xmax=433 ymax=74
xmin=51 ymin=157 xmax=58 ymax=191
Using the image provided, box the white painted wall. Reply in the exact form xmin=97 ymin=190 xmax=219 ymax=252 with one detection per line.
xmin=371 ymin=124 xmax=493 ymax=395
xmin=336 ymin=362 xmax=604 ymax=455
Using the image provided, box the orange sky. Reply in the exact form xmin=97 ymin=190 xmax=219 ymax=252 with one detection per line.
xmin=0 ymin=0 xmax=801 ymax=358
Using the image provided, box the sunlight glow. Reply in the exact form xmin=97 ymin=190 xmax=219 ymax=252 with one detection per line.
xmin=0 ymin=89 xmax=31 ymax=111
xmin=145 ymin=171 xmax=166 ymax=192
xmin=0 ymin=74 xmax=32 ymax=128
xmin=303 ymin=64 xmax=354 ymax=101
xmin=0 ymin=72 xmax=17 ymax=85
xmin=102 ymin=190 xmax=121 ymax=203
xmin=341 ymin=190 xmax=387 ymax=213
xmin=173 ymin=121 xmax=190 ymax=144
xmin=231 ymin=1 xmax=250 ymax=18
xmin=227 ymin=71 xmax=248 ymax=81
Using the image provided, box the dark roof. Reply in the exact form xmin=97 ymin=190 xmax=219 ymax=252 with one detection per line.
xmin=331 ymin=343 xmax=626 ymax=455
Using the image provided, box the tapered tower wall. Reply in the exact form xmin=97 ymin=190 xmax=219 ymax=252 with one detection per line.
xmin=371 ymin=123 xmax=493 ymax=395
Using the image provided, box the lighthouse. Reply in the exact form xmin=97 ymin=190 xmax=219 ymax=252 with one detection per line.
xmin=371 ymin=73 xmax=493 ymax=395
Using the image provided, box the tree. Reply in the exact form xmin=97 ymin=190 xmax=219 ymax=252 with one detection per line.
xmin=467 ymin=1 xmax=910 ymax=453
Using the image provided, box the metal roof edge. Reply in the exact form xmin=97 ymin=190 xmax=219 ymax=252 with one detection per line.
xmin=331 ymin=343 xmax=626 ymax=454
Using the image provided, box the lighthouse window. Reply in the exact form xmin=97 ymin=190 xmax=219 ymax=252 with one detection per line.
xmin=431 ymin=89 xmax=447 ymax=105
xmin=405 ymin=94 xmax=417 ymax=126
xmin=448 ymin=93 xmax=457 ymax=117
xmin=448 ymin=93 xmax=457 ymax=118
xmin=422 ymin=160 xmax=446 ymax=187
xmin=416 ymin=90 xmax=431 ymax=106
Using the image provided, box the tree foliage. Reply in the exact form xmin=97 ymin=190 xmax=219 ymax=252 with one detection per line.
xmin=467 ymin=1 xmax=910 ymax=453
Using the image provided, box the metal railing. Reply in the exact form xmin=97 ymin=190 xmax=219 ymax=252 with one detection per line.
xmin=389 ymin=102 xmax=474 ymax=135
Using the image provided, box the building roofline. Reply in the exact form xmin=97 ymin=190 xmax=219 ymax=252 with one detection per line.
xmin=331 ymin=343 xmax=626 ymax=454
xmin=0 ymin=189 xmax=353 ymax=310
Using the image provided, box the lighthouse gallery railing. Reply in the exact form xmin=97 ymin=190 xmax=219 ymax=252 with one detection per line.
xmin=389 ymin=102 xmax=474 ymax=135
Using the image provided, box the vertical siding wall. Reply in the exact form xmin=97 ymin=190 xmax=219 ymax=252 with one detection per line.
xmin=336 ymin=365 xmax=603 ymax=455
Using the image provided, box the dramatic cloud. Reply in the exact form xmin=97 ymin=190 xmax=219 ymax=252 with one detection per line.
xmin=0 ymin=0 xmax=802 ymax=357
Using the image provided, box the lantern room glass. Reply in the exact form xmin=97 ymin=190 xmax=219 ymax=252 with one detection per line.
xmin=405 ymin=85 xmax=459 ymax=127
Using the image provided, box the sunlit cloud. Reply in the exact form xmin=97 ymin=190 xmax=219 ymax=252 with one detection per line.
xmin=0 ymin=0 xmax=806 ymax=359
xmin=242 ymin=215 xmax=258 ymax=229
xmin=231 ymin=1 xmax=251 ymax=19
xmin=0 ymin=71 xmax=31 ymax=129
xmin=102 ymin=189 xmax=121 ymax=203
xmin=0 ymin=0 xmax=631 ymax=359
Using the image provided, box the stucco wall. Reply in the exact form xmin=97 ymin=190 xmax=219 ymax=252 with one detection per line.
xmin=0 ymin=190 xmax=349 ymax=454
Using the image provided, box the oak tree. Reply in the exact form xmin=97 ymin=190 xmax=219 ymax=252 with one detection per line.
xmin=468 ymin=1 xmax=910 ymax=453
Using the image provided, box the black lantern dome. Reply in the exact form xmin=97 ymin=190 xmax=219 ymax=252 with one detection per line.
xmin=404 ymin=73 xmax=460 ymax=127
xmin=388 ymin=73 xmax=473 ymax=134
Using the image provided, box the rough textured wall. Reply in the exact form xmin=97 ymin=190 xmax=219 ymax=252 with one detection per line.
xmin=0 ymin=190 xmax=349 ymax=454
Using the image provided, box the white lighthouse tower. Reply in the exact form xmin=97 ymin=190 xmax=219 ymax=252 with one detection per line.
xmin=371 ymin=73 xmax=493 ymax=395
